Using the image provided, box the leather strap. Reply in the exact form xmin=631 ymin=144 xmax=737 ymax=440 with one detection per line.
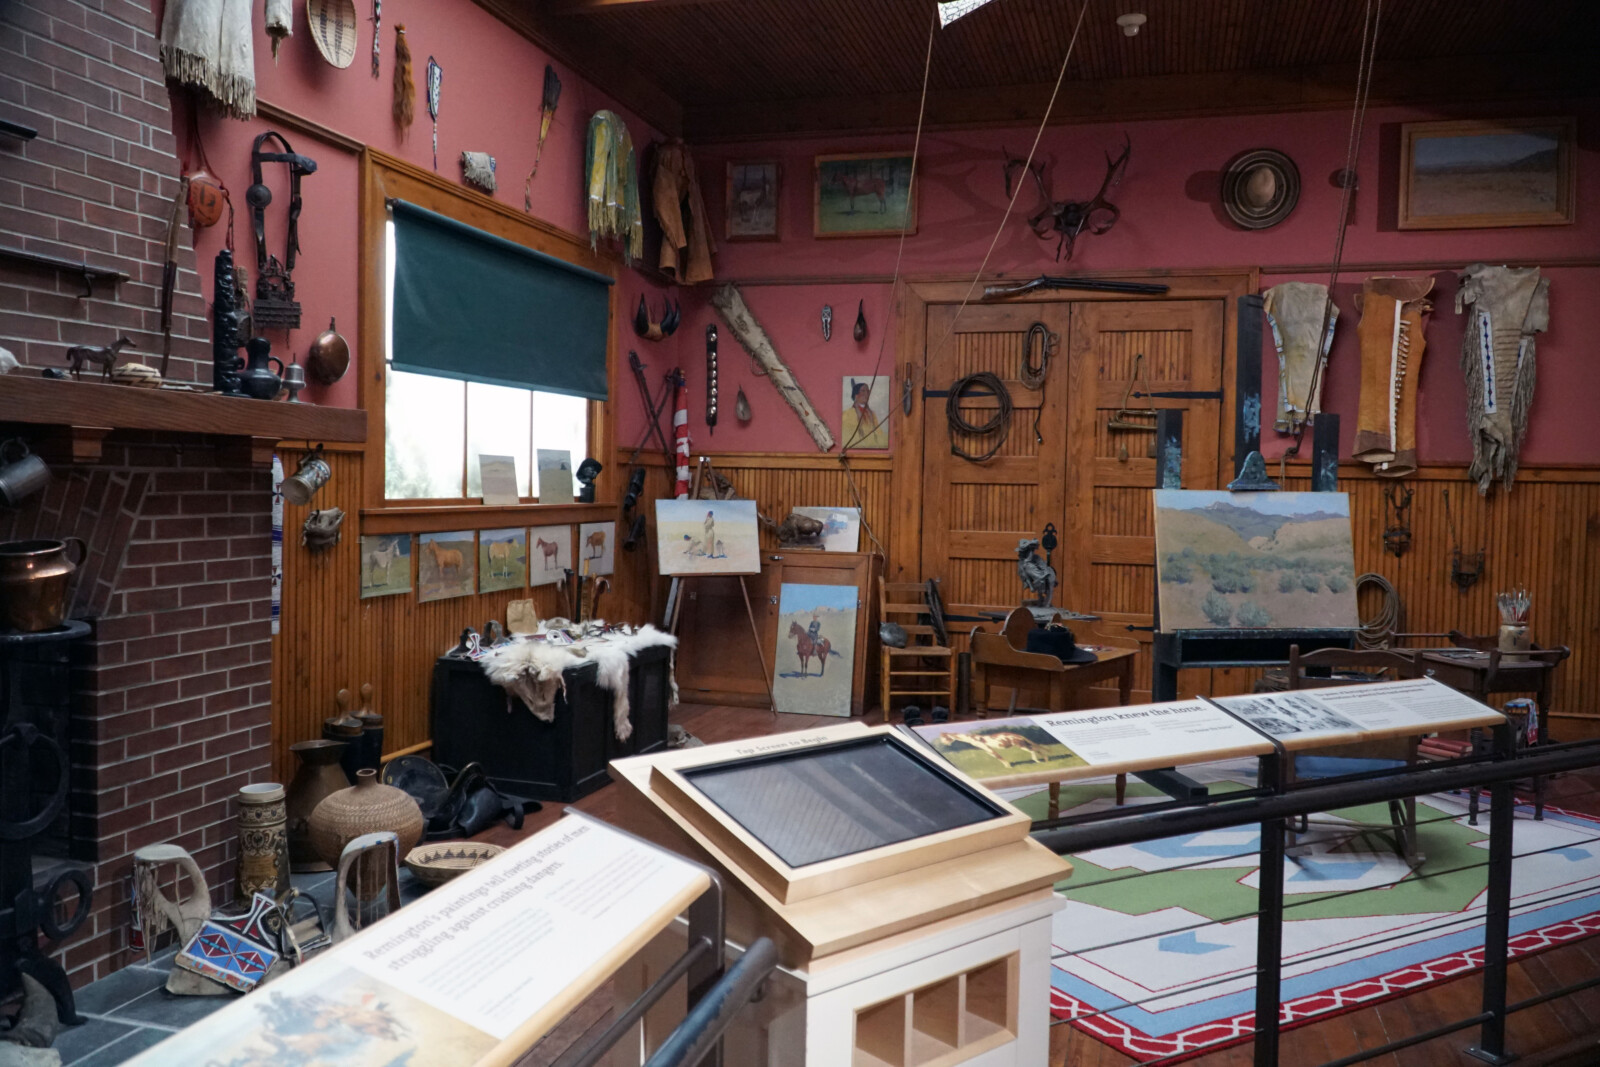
xmin=249 ymin=131 xmax=317 ymax=276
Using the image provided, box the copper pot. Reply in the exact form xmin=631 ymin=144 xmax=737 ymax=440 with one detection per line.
xmin=0 ymin=538 xmax=85 ymax=632
xmin=305 ymin=317 xmax=349 ymax=385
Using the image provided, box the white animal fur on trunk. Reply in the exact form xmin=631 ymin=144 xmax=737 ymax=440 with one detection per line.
xmin=710 ymin=283 xmax=836 ymax=452
xmin=479 ymin=624 xmax=678 ymax=742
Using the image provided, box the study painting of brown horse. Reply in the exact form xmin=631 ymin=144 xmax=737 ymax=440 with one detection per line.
xmin=831 ymin=170 xmax=886 ymax=214
xmin=788 ymin=621 xmax=832 ymax=677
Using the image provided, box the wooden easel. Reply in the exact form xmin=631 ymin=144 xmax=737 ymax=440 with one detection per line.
xmin=664 ymin=457 xmax=777 ymax=717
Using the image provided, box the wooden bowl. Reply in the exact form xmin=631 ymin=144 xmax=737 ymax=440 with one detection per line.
xmin=404 ymin=842 xmax=505 ymax=887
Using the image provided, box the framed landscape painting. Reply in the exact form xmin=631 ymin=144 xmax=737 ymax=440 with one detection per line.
xmin=1399 ymin=118 xmax=1575 ymax=230
xmin=814 ymin=152 xmax=916 ymax=237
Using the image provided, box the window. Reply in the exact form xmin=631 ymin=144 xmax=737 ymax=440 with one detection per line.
xmin=382 ymin=217 xmax=594 ymax=502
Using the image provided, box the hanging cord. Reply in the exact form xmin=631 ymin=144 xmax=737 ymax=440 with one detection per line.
xmin=947 ymin=372 xmax=1013 ymax=463
xmin=1285 ymin=0 xmax=1382 ymax=464
xmin=1355 ymin=572 xmax=1402 ymax=649
xmin=1021 ymin=321 xmax=1054 ymax=390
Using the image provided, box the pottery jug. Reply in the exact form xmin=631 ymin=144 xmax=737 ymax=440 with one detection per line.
xmin=286 ymin=739 xmax=350 ymax=872
xmin=307 ymin=768 xmax=424 ymax=870
xmin=235 ymin=783 xmax=291 ymax=901
xmin=239 ymin=336 xmax=285 ymax=400
xmin=0 ymin=538 xmax=85 ymax=633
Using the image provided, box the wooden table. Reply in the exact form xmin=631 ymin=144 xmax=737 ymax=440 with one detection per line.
xmin=1413 ymin=648 xmax=1563 ymax=711
xmin=972 ymin=641 xmax=1137 ymax=716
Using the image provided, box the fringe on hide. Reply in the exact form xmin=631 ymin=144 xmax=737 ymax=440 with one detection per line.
xmin=479 ymin=625 xmax=678 ymax=743
xmin=161 ymin=46 xmax=256 ymax=120
xmin=393 ymin=25 xmax=414 ymax=133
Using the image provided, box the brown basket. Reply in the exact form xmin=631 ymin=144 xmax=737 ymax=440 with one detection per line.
xmin=404 ymin=842 xmax=506 ymax=887
xmin=306 ymin=0 xmax=358 ymax=69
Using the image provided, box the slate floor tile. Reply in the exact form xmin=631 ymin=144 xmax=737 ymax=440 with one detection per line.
xmin=68 ymin=967 xmax=166 ymax=1017
xmin=51 ymin=1017 xmax=136 ymax=1064
xmin=69 ymin=1026 xmax=171 ymax=1067
xmin=105 ymin=985 xmax=234 ymax=1029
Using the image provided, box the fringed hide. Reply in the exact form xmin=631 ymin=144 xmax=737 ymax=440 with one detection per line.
xmin=160 ymin=0 xmax=257 ymax=119
xmin=479 ymin=625 xmax=678 ymax=742
xmin=1457 ymin=263 xmax=1549 ymax=494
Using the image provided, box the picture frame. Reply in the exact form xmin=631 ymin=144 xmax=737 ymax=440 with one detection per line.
xmin=725 ymin=160 xmax=780 ymax=241
xmin=1398 ymin=118 xmax=1575 ymax=230
xmin=814 ymin=152 xmax=917 ymax=238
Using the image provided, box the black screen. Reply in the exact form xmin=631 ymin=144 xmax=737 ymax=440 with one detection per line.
xmin=681 ymin=736 xmax=1006 ymax=868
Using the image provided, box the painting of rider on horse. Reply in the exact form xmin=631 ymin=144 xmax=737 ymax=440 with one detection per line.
xmin=772 ymin=583 xmax=857 ymax=716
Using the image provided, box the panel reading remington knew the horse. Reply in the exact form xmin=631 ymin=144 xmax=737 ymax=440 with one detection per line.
xmin=418 ymin=531 xmax=477 ymax=603
xmin=656 ymin=499 xmax=760 ymax=576
xmin=527 ymin=525 xmax=572 ymax=587
xmin=1153 ymin=490 xmax=1358 ymax=631
xmin=814 ymin=152 xmax=916 ymax=237
xmin=772 ymin=582 xmax=857 ymax=717
xmin=477 ymin=527 xmax=527 ymax=594
xmin=359 ymin=534 xmax=411 ymax=599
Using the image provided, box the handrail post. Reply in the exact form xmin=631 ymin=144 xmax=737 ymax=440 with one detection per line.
xmin=1254 ymin=751 xmax=1284 ymax=1067
xmin=1466 ymin=723 xmax=1517 ymax=1064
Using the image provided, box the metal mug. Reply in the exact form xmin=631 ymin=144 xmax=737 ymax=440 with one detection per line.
xmin=282 ymin=451 xmax=331 ymax=506
xmin=0 ymin=439 xmax=49 ymax=507
xmin=283 ymin=361 xmax=307 ymax=403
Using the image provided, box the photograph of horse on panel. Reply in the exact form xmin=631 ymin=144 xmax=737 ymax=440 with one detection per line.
xmin=528 ymin=525 xmax=572 ymax=586
xmin=771 ymin=582 xmax=858 ymax=717
xmin=478 ymin=527 xmax=528 ymax=593
xmin=359 ymin=535 xmax=411 ymax=599
xmin=418 ymin=531 xmax=477 ymax=603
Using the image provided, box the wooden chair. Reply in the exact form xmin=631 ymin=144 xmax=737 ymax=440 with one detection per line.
xmin=878 ymin=580 xmax=955 ymax=723
xmin=1286 ymin=646 xmax=1423 ymax=864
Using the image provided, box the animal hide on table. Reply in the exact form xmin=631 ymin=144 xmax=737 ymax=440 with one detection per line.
xmin=160 ymin=0 xmax=257 ymax=119
xmin=479 ymin=624 xmax=678 ymax=742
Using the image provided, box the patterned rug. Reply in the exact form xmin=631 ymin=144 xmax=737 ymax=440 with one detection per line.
xmin=1011 ymin=763 xmax=1600 ymax=1064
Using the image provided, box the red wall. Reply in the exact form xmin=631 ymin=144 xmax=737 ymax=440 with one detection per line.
xmin=670 ymin=101 xmax=1599 ymax=465
xmin=164 ymin=0 xmax=670 ymax=410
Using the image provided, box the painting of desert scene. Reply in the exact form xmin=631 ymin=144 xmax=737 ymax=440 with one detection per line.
xmin=1153 ymin=490 xmax=1358 ymax=631
xmin=919 ymin=720 xmax=1086 ymax=782
xmin=1404 ymin=121 xmax=1571 ymax=225
xmin=771 ymin=582 xmax=856 ymax=716
xmin=656 ymin=499 xmax=760 ymax=575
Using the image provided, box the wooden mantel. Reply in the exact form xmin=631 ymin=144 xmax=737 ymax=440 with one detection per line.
xmin=0 ymin=376 xmax=366 ymax=464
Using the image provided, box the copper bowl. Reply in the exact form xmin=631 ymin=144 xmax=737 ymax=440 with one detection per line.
xmin=305 ymin=317 xmax=350 ymax=385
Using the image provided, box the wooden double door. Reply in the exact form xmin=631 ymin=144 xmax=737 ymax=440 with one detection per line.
xmin=919 ymin=298 xmax=1224 ymax=704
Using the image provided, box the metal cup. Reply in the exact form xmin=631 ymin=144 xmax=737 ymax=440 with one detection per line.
xmin=283 ymin=361 xmax=307 ymax=403
xmin=282 ymin=451 xmax=331 ymax=506
xmin=0 ymin=439 xmax=49 ymax=507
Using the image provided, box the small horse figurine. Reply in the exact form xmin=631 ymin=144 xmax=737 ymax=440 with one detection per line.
xmin=65 ymin=336 xmax=134 ymax=380
xmin=788 ymin=620 xmax=832 ymax=678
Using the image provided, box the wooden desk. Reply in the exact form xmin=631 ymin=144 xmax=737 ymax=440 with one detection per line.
xmin=972 ymin=640 xmax=1137 ymax=716
xmin=1413 ymin=648 xmax=1563 ymax=710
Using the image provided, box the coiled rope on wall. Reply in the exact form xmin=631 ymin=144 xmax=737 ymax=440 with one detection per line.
xmin=947 ymin=371 xmax=1013 ymax=462
xmin=1355 ymin=572 xmax=1403 ymax=649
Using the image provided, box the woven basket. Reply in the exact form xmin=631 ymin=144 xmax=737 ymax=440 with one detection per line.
xmin=306 ymin=0 xmax=358 ymax=69
xmin=307 ymin=768 xmax=424 ymax=868
xmin=404 ymin=842 xmax=506 ymax=887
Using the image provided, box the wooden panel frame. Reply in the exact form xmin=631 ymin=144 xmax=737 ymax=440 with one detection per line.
xmin=356 ymin=149 xmax=620 ymax=529
xmin=647 ymin=726 xmax=1030 ymax=904
xmin=1398 ymin=117 xmax=1577 ymax=231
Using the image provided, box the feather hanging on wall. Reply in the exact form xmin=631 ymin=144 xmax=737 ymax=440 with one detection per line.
xmin=392 ymin=24 xmax=414 ymax=133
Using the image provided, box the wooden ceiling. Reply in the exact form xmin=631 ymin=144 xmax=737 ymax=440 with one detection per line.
xmin=492 ymin=0 xmax=1599 ymax=140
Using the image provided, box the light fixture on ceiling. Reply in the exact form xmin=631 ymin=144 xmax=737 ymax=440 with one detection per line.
xmin=1116 ymin=12 xmax=1147 ymax=36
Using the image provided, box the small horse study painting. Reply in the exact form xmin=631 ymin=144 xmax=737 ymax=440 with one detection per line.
xmin=359 ymin=535 xmax=411 ymax=599
xmin=772 ymin=582 xmax=857 ymax=717
xmin=477 ymin=527 xmax=527 ymax=593
xmin=656 ymin=499 xmax=761 ymax=575
xmin=418 ymin=531 xmax=476 ymax=603
xmin=578 ymin=521 xmax=614 ymax=576
xmin=726 ymin=160 xmax=779 ymax=240
xmin=814 ymin=152 xmax=916 ymax=237
xmin=527 ymin=525 xmax=572 ymax=587
xmin=919 ymin=720 xmax=1087 ymax=782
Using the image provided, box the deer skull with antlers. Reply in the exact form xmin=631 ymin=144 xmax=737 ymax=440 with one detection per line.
xmin=1003 ymin=134 xmax=1131 ymax=261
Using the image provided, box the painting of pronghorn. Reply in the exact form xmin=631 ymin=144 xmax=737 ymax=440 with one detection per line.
xmin=771 ymin=583 xmax=856 ymax=717
xmin=577 ymin=522 xmax=615 ymax=576
xmin=477 ymin=527 xmax=527 ymax=594
xmin=417 ymin=531 xmax=475 ymax=603
xmin=726 ymin=161 xmax=778 ymax=240
xmin=922 ymin=721 xmax=1085 ymax=781
xmin=815 ymin=153 xmax=916 ymax=237
xmin=528 ymin=525 xmax=571 ymax=587
xmin=358 ymin=535 xmax=411 ymax=599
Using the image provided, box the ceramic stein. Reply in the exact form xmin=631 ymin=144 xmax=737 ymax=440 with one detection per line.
xmin=236 ymin=782 xmax=291 ymax=901
xmin=0 ymin=538 xmax=85 ymax=632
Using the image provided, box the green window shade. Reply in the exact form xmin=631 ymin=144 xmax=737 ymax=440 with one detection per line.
xmin=390 ymin=199 xmax=612 ymax=400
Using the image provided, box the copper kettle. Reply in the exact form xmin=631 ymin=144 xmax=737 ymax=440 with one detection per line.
xmin=305 ymin=317 xmax=349 ymax=385
xmin=0 ymin=538 xmax=85 ymax=632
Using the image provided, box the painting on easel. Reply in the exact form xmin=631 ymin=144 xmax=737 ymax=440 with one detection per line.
xmin=656 ymin=499 xmax=760 ymax=575
xmin=771 ymin=582 xmax=857 ymax=717
xmin=1154 ymin=490 xmax=1358 ymax=631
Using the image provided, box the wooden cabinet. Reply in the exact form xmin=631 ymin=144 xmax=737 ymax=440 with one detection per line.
xmin=675 ymin=551 xmax=877 ymax=714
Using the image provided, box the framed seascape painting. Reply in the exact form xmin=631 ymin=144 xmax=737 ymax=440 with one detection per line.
xmin=814 ymin=153 xmax=916 ymax=238
xmin=725 ymin=161 xmax=779 ymax=241
xmin=656 ymin=499 xmax=761 ymax=575
xmin=418 ymin=531 xmax=477 ymax=603
xmin=359 ymin=535 xmax=411 ymax=599
xmin=1153 ymin=490 xmax=1358 ymax=632
xmin=477 ymin=527 xmax=527 ymax=594
xmin=1399 ymin=118 xmax=1575 ymax=230
xmin=771 ymin=582 xmax=857 ymax=717
xmin=527 ymin=525 xmax=572 ymax=587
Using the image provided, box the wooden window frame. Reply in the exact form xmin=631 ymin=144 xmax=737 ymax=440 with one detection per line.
xmin=357 ymin=148 xmax=619 ymax=533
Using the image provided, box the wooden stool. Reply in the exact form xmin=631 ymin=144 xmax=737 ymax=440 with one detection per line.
xmin=879 ymin=580 xmax=956 ymax=722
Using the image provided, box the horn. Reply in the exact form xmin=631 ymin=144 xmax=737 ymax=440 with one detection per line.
xmin=660 ymin=299 xmax=681 ymax=337
xmin=632 ymin=294 xmax=651 ymax=338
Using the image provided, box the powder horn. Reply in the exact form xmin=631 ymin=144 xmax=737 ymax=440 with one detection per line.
xmin=853 ymin=300 xmax=867 ymax=342
xmin=305 ymin=317 xmax=350 ymax=385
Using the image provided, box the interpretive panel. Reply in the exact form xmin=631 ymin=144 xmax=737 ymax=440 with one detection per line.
xmin=1214 ymin=677 xmax=1503 ymax=746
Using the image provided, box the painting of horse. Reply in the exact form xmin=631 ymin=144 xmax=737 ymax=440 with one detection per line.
xmin=477 ymin=527 xmax=527 ymax=594
xmin=772 ymin=583 xmax=857 ymax=717
xmin=359 ymin=535 xmax=411 ymax=599
xmin=418 ymin=531 xmax=475 ymax=602
xmin=815 ymin=153 xmax=916 ymax=237
xmin=528 ymin=525 xmax=571 ymax=587
xmin=578 ymin=521 xmax=615 ymax=576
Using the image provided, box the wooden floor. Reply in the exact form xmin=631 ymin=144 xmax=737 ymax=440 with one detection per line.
xmin=478 ymin=705 xmax=1600 ymax=1067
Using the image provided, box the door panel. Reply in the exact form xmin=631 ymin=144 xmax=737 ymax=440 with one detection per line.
xmin=1066 ymin=301 xmax=1225 ymax=703
xmin=920 ymin=304 xmax=1072 ymax=646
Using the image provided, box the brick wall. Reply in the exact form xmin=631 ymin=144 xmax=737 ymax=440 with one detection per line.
xmin=0 ymin=0 xmax=210 ymax=384
xmin=0 ymin=433 xmax=274 ymax=985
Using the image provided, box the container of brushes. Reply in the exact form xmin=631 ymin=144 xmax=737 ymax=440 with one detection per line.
xmin=1498 ymin=624 xmax=1531 ymax=662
